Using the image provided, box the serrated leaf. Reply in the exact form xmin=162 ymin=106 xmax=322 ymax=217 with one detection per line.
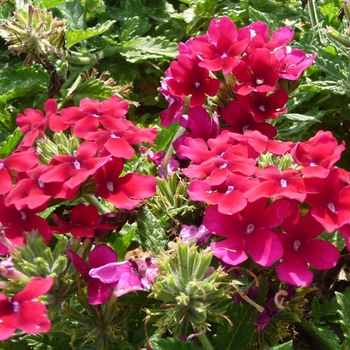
xmin=0 ymin=128 xmax=22 ymax=158
xmin=214 ymin=302 xmax=257 ymax=350
xmin=334 ymin=292 xmax=350 ymax=341
xmin=57 ymin=0 xmax=85 ymax=31
xmin=66 ymin=20 xmax=116 ymax=48
xmin=311 ymin=297 xmax=323 ymax=325
xmin=135 ymin=205 xmax=167 ymax=255
xmin=269 ymin=340 xmax=293 ymax=350
xmin=0 ymin=67 xmax=48 ymax=103
xmin=120 ymin=36 xmax=178 ymax=63
xmin=151 ymin=337 xmax=205 ymax=350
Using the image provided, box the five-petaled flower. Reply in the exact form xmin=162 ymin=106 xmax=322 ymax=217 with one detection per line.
xmin=0 ymin=277 xmax=53 ymax=340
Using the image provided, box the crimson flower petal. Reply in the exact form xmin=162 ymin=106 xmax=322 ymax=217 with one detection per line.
xmin=16 ymin=300 xmax=51 ymax=334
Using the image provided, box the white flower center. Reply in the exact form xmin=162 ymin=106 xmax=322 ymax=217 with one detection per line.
xmin=107 ymin=181 xmax=114 ymax=192
xmin=327 ymin=202 xmax=336 ymax=213
xmin=280 ymin=179 xmax=287 ymax=188
xmin=246 ymin=223 xmax=255 ymax=234
xmin=73 ymin=160 xmax=81 ymax=170
xmin=259 ymin=105 xmax=266 ymax=112
xmin=225 ymin=185 xmax=234 ymax=194
xmin=294 ymin=239 xmax=301 ymax=250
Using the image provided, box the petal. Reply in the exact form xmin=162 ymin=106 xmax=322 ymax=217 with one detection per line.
xmin=248 ymin=228 xmax=283 ymax=266
xmin=302 ymin=240 xmax=340 ymax=270
xmin=66 ymin=249 xmax=90 ymax=280
xmin=114 ymin=273 xmax=143 ymax=297
xmin=87 ymin=279 xmax=112 ymax=305
xmin=13 ymin=277 xmax=54 ymax=302
xmin=89 ymin=261 xmax=133 ymax=284
xmin=17 ymin=300 xmax=51 ymax=334
xmin=88 ymin=244 xmax=118 ymax=268
xmin=210 ymin=238 xmax=248 ymax=266
xmin=276 ymin=253 xmax=313 ymax=286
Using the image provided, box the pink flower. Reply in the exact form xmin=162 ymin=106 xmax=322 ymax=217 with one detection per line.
xmin=188 ymin=16 xmax=250 ymax=74
xmin=51 ymin=203 xmax=118 ymax=238
xmin=89 ymin=257 xmax=158 ymax=297
xmin=179 ymin=224 xmax=211 ymax=245
xmin=94 ymin=157 xmax=156 ymax=210
xmin=279 ymin=48 xmax=315 ymax=80
xmin=276 ymin=204 xmax=340 ymax=286
xmin=67 ymin=244 xmax=118 ymax=304
xmin=0 ymin=277 xmax=53 ymax=340
xmin=166 ymin=54 xmax=221 ymax=107
xmin=248 ymin=21 xmax=294 ymax=52
xmin=204 ymin=198 xmax=291 ymax=266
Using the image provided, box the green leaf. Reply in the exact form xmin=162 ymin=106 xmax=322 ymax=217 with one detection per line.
xmin=334 ymin=291 xmax=350 ymax=341
xmin=57 ymin=0 xmax=85 ymax=31
xmin=119 ymin=36 xmax=178 ymax=63
xmin=42 ymin=0 xmax=66 ymax=7
xmin=0 ymin=128 xmax=22 ymax=158
xmin=151 ymin=337 xmax=205 ymax=350
xmin=0 ymin=67 xmax=48 ymax=103
xmin=283 ymin=113 xmax=320 ymax=122
xmin=66 ymin=20 xmax=116 ymax=49
xmin=135 ymin=205 xmax=168 ymax=255
xmin=111 ymin=223 xmax=137 ymax=261
xmin=214 ymin=302 xmax=257 ymax=350
xmin=269 ymin=340 xmax=293 ymax=350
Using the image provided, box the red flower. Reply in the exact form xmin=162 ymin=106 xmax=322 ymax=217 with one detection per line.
xmin=236 ymin=89 xmax=288 ymax=122
xmin=0 ymin=196 xmax=52 ymax=251
xmin=0 ymin=277 xmax=53 ymax=340
xmin=233 ymin=48 xmax=280 ymax=96
xmin=305 ymin=169 xmax=350 ymax=232
xmin=60 ymin=96 xmax=129 ymax=138
xmin=244 ymin=166 xmax=316 ymax=203
xmin=166 ymin=54 xmax=221 ymax=107
xmin=204 ymin=198 xmax=291 ymax=266
xmin=276 ymin=203 xmax=340 ymax=286
xmin=67 ymin=244 xmax=118 ymax=304
xmin=0 ymin=149 xmax=38 ymax=195
xmin=291 ymin=130 xmax=345 ymax=178
xmin=94 ymin=157 xmax=156 ymax=210
xmin=188 ymin=173 xmax=255 ymax=215
xmin=39 ymin=142 xmax=110 ymax=189
xmin=51 ymin=203 xmax=118 ymax=238
xmin=220 ymin=100 xmax=278 ymax=138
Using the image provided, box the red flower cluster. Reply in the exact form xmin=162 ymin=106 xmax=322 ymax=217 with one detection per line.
xmin=0 ymin=96 xmax=157 ymax=254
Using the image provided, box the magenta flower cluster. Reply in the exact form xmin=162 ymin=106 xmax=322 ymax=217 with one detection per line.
xmin=159 ymin=16 xmax=350 ymax=287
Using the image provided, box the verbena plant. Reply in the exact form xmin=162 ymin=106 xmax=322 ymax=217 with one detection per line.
xmin=0 ymin=1 xmax=350 ymax=349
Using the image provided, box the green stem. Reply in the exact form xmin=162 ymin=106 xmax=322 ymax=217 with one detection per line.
xmin=298 ymin=318 xmax=339 ymax=350
xmin=307 ymin=0 xmax=327 ymax=45
xmin=159 ymin=126 xmax=186 ymax=177
xmin=65 ymin=46 xmax=119 ymax=66
xmin=197 ymin=333 xmax=215 ymax=350
xmin=81 ymin=194 xmax=111 ymax=214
